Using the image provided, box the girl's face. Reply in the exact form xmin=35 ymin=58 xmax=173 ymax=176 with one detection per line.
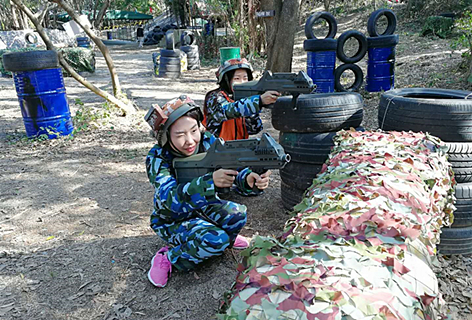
xmin=169 ymin=116 xmax=201 ymax=156
xmin=230 ymin=69 xmax=249 ymax=91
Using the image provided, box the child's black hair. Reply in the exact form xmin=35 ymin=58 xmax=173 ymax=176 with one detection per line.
xmin=220 ymin=69 xmax=236 ymax=94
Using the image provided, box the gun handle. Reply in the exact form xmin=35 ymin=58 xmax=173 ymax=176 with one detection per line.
xmin=216 ymin=186 xmax=231 ymax=194
xmin=251 ymin=168 xmax=267 ymax=195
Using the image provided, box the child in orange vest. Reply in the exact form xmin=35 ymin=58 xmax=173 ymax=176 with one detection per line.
xmin=203 ymin=58 xmax=280 ymax=141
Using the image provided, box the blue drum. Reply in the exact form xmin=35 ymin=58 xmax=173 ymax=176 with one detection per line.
xmin=13 ymin=68 xmax=73 ymax=138
xmin=366 ymin=34 xmax=399 ymax=92
xmin=306 ymin=50 xmax=336 ymax=93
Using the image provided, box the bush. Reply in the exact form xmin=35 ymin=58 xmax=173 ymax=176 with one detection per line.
xmin=421 ymin=16 xmax=455 ymax=38
xmin=451 ymin=11 xmax=472 ymax=82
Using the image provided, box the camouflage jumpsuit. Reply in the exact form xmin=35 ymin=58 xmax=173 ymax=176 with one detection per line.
xmin=146 ymin=131 xmax=254 ymax=271
xmin=204 ymin=89 xmax=263 ymax=138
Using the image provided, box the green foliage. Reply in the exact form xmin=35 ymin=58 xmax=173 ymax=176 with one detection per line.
xmin=110 ymin=0 xmax=162 ymax=15
xmin=72 ymin=98 xmax=113 ymax=135
xmin=451 ymin=11 xmax=472 ymax=82
xmin=421 ymin=16 xmax=454 ymax=38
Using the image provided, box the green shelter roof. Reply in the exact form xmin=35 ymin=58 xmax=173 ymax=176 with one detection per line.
xmin=57 ymin=10 xmax=153 ymax=22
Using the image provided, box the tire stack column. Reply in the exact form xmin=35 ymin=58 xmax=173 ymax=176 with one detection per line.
xmin=334 ymin=30 xmax=367 ymax=92
xmin=158 ymin=31 xmax=181 ymax=79
xmin=378 ymin=88 xmax=472 ymax=254
xmin=272 ymin=93 xmax=364 ymax=210
xmin=180 ymin=31 xmax=200 ymax=70
xmin=304 ymin=12 xmax=337 ymax=93
xmin=365 ymin=9 xmax=399 ymax=92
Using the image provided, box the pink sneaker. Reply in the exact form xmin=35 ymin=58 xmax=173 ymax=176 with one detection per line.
xmin=148 ymin=246 xmax=172 ymax=287
xmin=233 ymin=235 xmax=249 ymax=250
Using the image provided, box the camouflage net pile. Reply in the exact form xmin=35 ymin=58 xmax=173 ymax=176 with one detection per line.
xmin=0 ymin=47 xmax=95 ymax=76
xmin=218 ymin=130 xmax=456 ymax=320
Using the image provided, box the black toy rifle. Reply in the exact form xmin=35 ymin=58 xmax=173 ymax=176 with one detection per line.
xmin=232 ymin=70 xmax=316 ymax=110
xmin=173 ymin=133 xmax=290 ymax=193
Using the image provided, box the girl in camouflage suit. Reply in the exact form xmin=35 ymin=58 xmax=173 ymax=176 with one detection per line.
xmin=145 ymin=95 xmax=272 ymax=287
xmin=203 ymin=58 xmax=280 ymax=141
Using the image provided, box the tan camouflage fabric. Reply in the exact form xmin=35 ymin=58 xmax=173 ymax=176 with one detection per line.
xmin=218 ymin=130 xmax=455 ymax=320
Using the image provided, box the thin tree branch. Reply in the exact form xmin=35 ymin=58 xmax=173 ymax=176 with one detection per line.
xmin=48 ymin=0 xmax=123 ymax=98
xmin=10 ymin=0 xmax=135 ymax=116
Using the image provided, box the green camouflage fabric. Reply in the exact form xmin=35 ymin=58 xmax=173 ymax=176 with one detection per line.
xmin=218 ymin=130 xmax=455 ymax=320
xmin=204 ymin=89 xmax=263 ymax=137
xmin=146 ymin=131 xmax=254 ymax=271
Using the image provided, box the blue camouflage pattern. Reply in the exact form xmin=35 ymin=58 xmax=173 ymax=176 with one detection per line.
xmin=146 ymin=131 xmax=253 ymax=271
xmin=204 ymin=90 xmax=263 ymax=137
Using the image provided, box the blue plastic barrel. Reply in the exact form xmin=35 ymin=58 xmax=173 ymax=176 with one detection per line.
xmin=306 ymin=50 xmax=336 ymax=93
xmin=77 ymin=36 xmax=91 ymax=48
xmin=13 ymin=68 xmax=73 ymax=138
xmin=366 ymin=35 xmax=399 ymax=92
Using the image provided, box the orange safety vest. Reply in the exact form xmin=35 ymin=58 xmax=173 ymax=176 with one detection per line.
xmin=203 ymin=91 xmax=248 ymax=141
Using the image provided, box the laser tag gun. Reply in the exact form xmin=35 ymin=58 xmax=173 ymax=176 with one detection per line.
xmin=232 ymin=70 xmax=316 ymax=110
xmin=173 ymin=133 xmax=290 ymax=193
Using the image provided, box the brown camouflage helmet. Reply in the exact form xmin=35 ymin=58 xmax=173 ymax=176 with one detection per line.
xmin=144 ymin=95 xmax=203 ymax=147
xmin=215 ymin=58 xmax=254 ymax=84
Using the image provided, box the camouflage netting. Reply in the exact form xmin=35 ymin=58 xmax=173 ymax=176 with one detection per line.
xmin=218 ymin=130 xmax=456 ymax=320
xmin=0 ymin=29 xmax=75 ymax=49
xmin=0 ymin=47 xmax=95 ymax=76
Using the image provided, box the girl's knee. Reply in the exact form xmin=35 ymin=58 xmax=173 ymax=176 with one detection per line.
xmin=200 ymin=229 xmax=231 ymax=252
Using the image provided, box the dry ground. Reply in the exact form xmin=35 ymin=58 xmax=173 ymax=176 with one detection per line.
xmin=1 ymin=4 xmax=472 ymax=320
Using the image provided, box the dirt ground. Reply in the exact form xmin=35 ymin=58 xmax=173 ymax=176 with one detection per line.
xmin=1 ymin=4 xmax=472 ymax=320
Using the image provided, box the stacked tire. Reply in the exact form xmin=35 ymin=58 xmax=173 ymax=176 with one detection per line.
xmin=304 ymin=12 xmax=338 ymax=93
xmin=158 ymin=50 xmax=181 ymax=79
xmin=365 ymin=9 xmax=399 ymax=92
xmin=180 ymin=31 xmax=200 ymax=70
xmin=272 ymin=93 xmax=364 ymax=210
xmin=143 ymin=23 xmax=177 ymax=46
xmin=335 ymin=30 xmax=367 ymax=92
xmin=378 ymin=88 xmax=472 ymax=254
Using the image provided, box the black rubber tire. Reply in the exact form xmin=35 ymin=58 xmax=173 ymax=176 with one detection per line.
xmin=446 ymin=142 xmax=472 ymax=183
xmin=305 ymin=11 xmax=337 ymax=39
xmin=25 ymin=32 xmax=38 ymax=44
xmin=280 ymin=161 xmax=323 ymax=190
xmin=159 ymin=56 xmax=180 ymax=65
xmin=181 ymin=45 xmax=198 ymax=53
xmin=158 ymin=70 xmax=181 ymax=79
xmin=367 ymin=34 xmax=400 ymax=48
xmin=187 ymin=57 xmax=200 ymax=64
xmin=165 ymin=30 xmax=175 ymax=50
xmin=159 ymin=64 xmax=181 ymax=72
xmin=272 ymin=93 xmax=363 ymax=133
xmin=279 ymin=127 xmax=365 ymax=164
xmin=334 ymin=64 xmax=364 ymax=92
xmin=303 ymin=38 xmax=338 ymax=52
xmin=378 ymin=88 xmax=472 ymax=142
xmin=3 ymin=50 xmax=59 ymax=72
xmin=185 ymin=52 xmax=199 ymax=59
xmin=180 ymin=31 xmax=195 ymax=46
xmin=281 ymin=181 xmax=305 ymax=211
xmin=187 ymin=64 xmax=200 ymax=70
xmin=439 ymin=226 xmax=472 ymax=255
xmin=450 ymin=183 xmax=472 ymax=228
xmin=336 ymin=30 xmax=367 ymax=63
xmin=367 ymin=9 xmax=397 ymax=37
xmin=160 ymin=49 xmax=180 ymax=57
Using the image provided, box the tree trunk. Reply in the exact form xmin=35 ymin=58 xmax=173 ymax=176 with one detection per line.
xmin=94 ymin=0 xmax=109 ymax=29
xmin=10 ymin=0 xmax=135 ymax=116
xmin=261 ymin=0 xmax=301 ymax=72
xmin=48 ymin=0 xmax=124 ymax=99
